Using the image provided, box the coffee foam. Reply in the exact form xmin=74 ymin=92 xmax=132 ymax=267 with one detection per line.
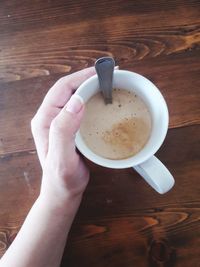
xmin=80 ymin=89 xmax=151 ymax=159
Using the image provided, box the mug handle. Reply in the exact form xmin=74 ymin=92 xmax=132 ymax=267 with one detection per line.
xmin=133 ymin=155 xmax=175 ymax=194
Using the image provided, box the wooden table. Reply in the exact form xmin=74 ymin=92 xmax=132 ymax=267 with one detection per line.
xmin=0 ymin=1 xmax=200 ymax=266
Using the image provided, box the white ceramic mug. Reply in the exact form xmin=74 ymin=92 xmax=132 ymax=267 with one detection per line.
xmin=75 ymin=70 xmax=175 ymax=194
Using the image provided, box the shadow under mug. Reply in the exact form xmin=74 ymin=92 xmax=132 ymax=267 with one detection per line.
xmin=75 ymin=70 xmax=175 ymax=194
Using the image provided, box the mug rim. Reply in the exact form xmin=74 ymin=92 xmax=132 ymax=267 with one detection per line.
xmin=75 ymin=70 xmax=169 ymax=169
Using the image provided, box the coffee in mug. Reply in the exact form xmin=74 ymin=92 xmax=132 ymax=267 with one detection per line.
xmin=80 ymin=89 xmax=151 ymax=160
xmin=75 ymin=70 xmax=175 ymax=194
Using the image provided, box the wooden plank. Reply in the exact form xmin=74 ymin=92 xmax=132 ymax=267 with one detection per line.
xmin=0 ymin=150 xmax=41 ymax=256
xmin=0 ymin=1 xmax=199 ymax=155
xmin=0 ymin=0 xmax=200 ymax=266
xmin=0 ymin=29 xmax=199 ymax=83
xmin=0 ymin=125 xmax=199 ymax=265
xmin=0 ymin=0 xmax=199 ymax=34
xmin=0 ymin=49 xmax=200 ymax=155
xmin=0 ymin=1 xmax=199 ymax=83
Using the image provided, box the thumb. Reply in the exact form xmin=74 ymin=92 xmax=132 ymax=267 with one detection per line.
xmin=49 ymin=94 xmax=84 ymax=149
xmin=44 ymin=94 xmax=89 ymax=196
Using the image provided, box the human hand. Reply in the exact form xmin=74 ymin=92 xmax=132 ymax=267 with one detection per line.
xmin=31 ymin=68 xmax=96 ymax=204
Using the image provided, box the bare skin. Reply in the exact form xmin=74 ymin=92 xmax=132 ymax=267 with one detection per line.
xmin=0 ymin=67 xmax=96 ymax=267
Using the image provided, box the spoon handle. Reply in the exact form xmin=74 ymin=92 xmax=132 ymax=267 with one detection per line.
xmin=95 ymin=57 xmax=115 ymax=104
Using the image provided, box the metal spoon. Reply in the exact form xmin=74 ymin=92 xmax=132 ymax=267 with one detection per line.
xmin=95 ymin=57 xmax=115 ymax=104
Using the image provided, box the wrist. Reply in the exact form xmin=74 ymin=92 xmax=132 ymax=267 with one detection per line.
xmin=41 ymin=162 xmax=89 ymax=204
xmin=39 ymin=174 xmax=84 ymax=214
xmin=38 ymin=190 xmax=82 ymax=216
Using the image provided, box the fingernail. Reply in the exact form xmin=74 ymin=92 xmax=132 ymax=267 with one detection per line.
xmin=66 ymin=95 xmax=84 ymax=114
xmin=114 ymin=66 xmax=119 ymax=70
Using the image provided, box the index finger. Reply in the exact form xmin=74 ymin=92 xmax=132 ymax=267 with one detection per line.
xmin=42 ymin=67 xmax=96 ymax=108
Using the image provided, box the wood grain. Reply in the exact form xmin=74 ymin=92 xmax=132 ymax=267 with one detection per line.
xmin=0 ymin=0 xmax=200 ymax=266
xmin=0 ymin=125 xmax=199 ymax=266
xmin=0 ymin=0 xmax=200 ymax=84
xmin=1 ymin=48 xmax=200 ymax=155
xmin=0 ymin=1 xmax=199 ymax=32
xmin=0 ymin=21 xmax=199 ymax=83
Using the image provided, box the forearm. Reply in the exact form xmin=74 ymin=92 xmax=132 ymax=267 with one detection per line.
xmin=0 ymin=191 xmax=82 ymax=267
xmin=0 ymin=68 xmax=93 ymax=267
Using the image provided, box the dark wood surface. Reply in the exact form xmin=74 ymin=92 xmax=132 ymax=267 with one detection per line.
xmin=0 ymin=1 xmax=200 ymax=266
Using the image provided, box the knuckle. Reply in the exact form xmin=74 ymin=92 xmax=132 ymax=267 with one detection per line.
xmin=55 ymin=76 xmax=66 ymax=86
xmin=54 ymin=76 xmax=72 ymax=91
